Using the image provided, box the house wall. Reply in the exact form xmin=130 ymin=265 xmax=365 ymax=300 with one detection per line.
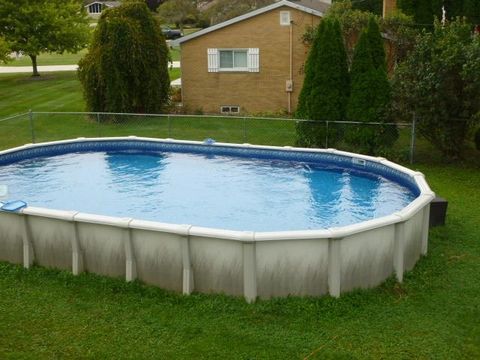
xmin=383 ymin=0 xmax=397 ymax=18
xmin=180 ymin=6 xmax=321 ymax=115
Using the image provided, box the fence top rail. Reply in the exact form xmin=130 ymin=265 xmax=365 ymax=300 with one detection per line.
xmin=0 ymin=112 xmax=30 ymax=123
xmin=28 ymin=111 xmax=412 ymax=127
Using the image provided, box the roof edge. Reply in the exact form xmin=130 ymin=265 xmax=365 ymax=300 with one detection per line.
xmin=174 ymin=0 xmax=324 ymax=46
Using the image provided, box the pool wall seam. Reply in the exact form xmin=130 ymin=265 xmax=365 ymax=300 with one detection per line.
xmin=0 ymin=137 xmax=435 ymax=302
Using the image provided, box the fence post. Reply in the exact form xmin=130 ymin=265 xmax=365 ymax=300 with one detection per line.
xmin=410 ymin=113 xmax=416 ymax=164
xmin=96 ymin=113 xmax=101 ymax=137
xmin=168 ymin=114 xmax=172 ymax=138
xmin=28 ymin=109 xmax=36 ymax=143
xmin=325 ymin=121 xmax=329 ymax=148
xmin=243 ymin=117 xmax=247 ymax=143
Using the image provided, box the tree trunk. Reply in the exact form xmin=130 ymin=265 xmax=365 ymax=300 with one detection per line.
xmin=29 ymin=54 xmax=40 ymax=77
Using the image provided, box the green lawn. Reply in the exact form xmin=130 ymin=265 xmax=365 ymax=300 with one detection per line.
xmin=169 ymin=46 xmax=181 ymax=61
xmin=2 ymin=46 xmax=181 ymax=66
xmin=2 ymin=50 xmax=89 ymax=67
xmin=0 ymin=71 xmax=180 ymax=117
xmin=0 ymin=71 xmax=479 ymax=358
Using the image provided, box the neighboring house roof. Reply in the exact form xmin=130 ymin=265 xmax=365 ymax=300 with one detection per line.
xmin=85 ymin=1 xmax=121 ymax=8
xmin=175 ymin=0 xmax=330 ymax=45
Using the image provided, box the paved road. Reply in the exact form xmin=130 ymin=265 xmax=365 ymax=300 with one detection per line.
xmin=0 ymin=61 xmax=181 ymax=74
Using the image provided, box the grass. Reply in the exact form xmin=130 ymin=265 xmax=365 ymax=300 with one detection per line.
xmin=2 ymin=46 xmax=181 ymax=66
xmin=0 ymin=71 xmax=479 ymax=358
xmin=0 ymin=71 xmax=180 ymax=117
xmin=169 ymin=67 xmax=181 ymax=81
xmin=2 ymin=50 xmax=89 ymax=67
xmin=169 ymin=46 xmax=181 ymax=61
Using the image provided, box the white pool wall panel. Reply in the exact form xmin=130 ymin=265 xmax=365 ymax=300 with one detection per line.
xmin=130 ymin=228 xmax=184 ymax=291
xmin=255 ymin=238 xmax=329 ymax=298
xmin=339 ymin=224 xmax=396 ymax=293
xmin=27 ymin=216 xmax=72 ymax=270
xmin=0 ymin=212 xmax=23 ymax=264
xmin=75 ymin=222 xmax=127 ymax=278
xmin=189 ymin=235 xmax=244 ymax=296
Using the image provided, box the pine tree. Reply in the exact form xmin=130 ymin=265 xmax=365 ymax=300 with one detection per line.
xmin=397 ymin=0 xmax=415 ymax=17
xmin=78 ymin=1 xmax=170 ymax=114
xmin=444 ymin=0 xmax=465 ymax=20
xmin=416 ymin=0 xmax=435 ymax=27
xmin=398 ymin=0 xmax=442 ymax=29
xmin=365 ymin=17 xmax=386 ymax=70
xmin=463 ymin=0 xmax=480 ymax=25
xmin=351 ymin=0 xmax=383 ymax=15
xmin=345 ymin=19 xmax=396 ymax=155
xmin=296 ymin=19 xmax=349 ymax=148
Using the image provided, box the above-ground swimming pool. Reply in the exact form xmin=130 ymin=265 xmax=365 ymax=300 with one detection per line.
xmin=0 ymin=138 xmax=434 ymax=301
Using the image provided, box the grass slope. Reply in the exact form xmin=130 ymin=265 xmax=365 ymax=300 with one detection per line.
xmin=0 ymin=71 xmax=180 ymax=118
xmin=0 ymin=165 xmax=478 ymax=359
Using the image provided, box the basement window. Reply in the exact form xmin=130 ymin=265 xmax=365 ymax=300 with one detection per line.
xmin=220 ymin=106 xmax=240 ymax=114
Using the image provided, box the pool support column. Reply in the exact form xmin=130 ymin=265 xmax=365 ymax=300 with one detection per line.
xmin=393 ymin=218 xmax=406 ymax=282
xmin=243 ymin=236 xmax=257 ymax=303
xmin=21 ymin=214 xmax=34 ymax=269
xmin=182 ymin=226 xmax=194 ymax=295
xmin=328 ymin=238 xmax=341 ymax=298
xmin=71 ymin=218 xmax=84 ymax=275
xmin=124 ymin=222 xmax=137 ymax=282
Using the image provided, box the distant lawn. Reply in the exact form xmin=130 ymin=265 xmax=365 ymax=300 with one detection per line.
xmin=0 ymin=72 xmax=84 ymax=117
xmin=3 ymin=46 xmax=181 ymax=66
xmin=0 ymin=70 xmax=181 ymax=118
xmin=3 ymin=50 xmax=89 ymax=67
xmin=169 ymin=67 xmax=181 ymax=80
xmin=169 ymin=46 xmax=181 ymax=61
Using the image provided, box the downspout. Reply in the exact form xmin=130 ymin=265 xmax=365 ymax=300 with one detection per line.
xmin=288 ymin=20 xmax=293 ymax=114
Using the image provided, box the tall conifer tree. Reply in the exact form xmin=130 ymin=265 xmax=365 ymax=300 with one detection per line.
xmin=345 ymin=18 xmax=396 ymax=155
xmin=296 ymin=19 xmax=349 ymax=147
xmin=463 ymin=0 xmax=480 ymax=25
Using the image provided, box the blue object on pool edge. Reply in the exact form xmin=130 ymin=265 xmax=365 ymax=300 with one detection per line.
xmin=1 ymin=200 xmax=27 ymax=212
xmin=203 ymin=138 xmax=216 ymax=145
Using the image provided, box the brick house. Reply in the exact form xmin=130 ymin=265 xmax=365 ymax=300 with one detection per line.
xmin=175 ymin=0 xmax=331 ymax=115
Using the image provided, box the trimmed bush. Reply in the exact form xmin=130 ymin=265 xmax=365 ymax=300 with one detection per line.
xmin=78 ymin=1 xmax=170 ymax=114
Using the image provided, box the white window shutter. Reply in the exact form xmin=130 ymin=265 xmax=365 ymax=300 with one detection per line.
xmin=247 ymin=48 xmax=259 ymax=72
xmin=207 ymin=48 xmax=219 ymax=72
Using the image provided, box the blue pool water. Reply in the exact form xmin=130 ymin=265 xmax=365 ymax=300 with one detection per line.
xmin=0 ymin=150 xmax=417 ymax=231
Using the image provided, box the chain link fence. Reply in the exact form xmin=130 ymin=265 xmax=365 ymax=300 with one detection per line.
xmin=0 ymin=111 xmax=420 ymax=163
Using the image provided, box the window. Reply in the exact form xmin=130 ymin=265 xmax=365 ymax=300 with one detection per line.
xmin=89 ymin=3 xmax=102 ymax=14
xmin=280 ymin=11 xmax=291 ymax=26
xmin=221 ymin=106 xmax=240 ymax=114
xmin=207 ymin=48 xmax=259 ymax=73
xmin=219 ymin=50 xmax=248 ymax=71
